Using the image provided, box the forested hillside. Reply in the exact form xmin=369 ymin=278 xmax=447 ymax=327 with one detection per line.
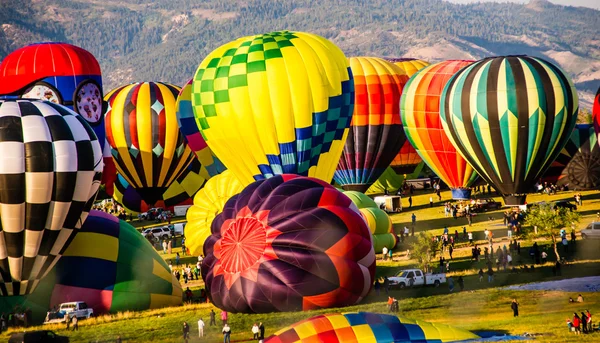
xmin=2 ymin=0 xmax=599 ymax=108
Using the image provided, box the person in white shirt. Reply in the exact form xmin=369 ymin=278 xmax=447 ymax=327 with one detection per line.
xmin=198 ymin=318 xmax=205 ymax=337
xmin=484 ymin=229 xmax=489 ymax=240
xmin=252 ymin=323 xmax=260 ymax=340
xmin=382 ymin=246 xmax=388 ymax=261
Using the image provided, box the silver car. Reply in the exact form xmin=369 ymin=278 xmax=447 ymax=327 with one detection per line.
xmin=581 ymin=222 xmax=600 ymax=239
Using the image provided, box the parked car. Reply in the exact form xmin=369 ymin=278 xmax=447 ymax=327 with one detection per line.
xmin=471 ymin=199 xmax=501 ymax=212
xmin=141 ymin=227 xmax=172 ymax=241
xmin=139 ymin=207 xmax=164 ymax=221
xmin=581 ymin=222 xmax=600 ymax=239
xmin=44 ymin=302 xmax=93 ymax=324
xmin=9 ymin=331 xmax=68 ymax=343
xmin=388 ymin=268 xmax=446 ymax=289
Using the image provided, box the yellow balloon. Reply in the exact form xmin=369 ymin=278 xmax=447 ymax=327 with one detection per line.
xmin=191 ymin=31 xmax=354 ymax=186
xmin=185 ymin=170 xmax=244 ymax=256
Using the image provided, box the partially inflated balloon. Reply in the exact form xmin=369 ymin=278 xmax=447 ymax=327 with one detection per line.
xmin=551 ymin=124 xmax=600 ymax=189
xmin=185 ymin=170 xmax=244 ymax=256
xmin=388 ymin=58 xmax=430 ymax=77
xmin=265 ymin=312 xmax=479 ymax=343
xmin=0 ymin=100 xmax=103 ymax=295
xmin=191 ymin=31 xmax=354 ymax=186
xmin=176 ymin=79 xmax=226 ymax=177
xmin=441 ymin=56 xmax=578 ymax=205
xmin=342 ymin=191 xmax=377 ymax=209
xmin=49 ymin=211 xmax=182 ymax=313
xmin=105 ymin=82 xmax=195 ymax=205
xmin=359 ymin=208 xmax=396 ymax=252
xmin=401 ymin=60 xmax=477 ymax=200
xmin=335 ymin=57 xmax=409 ymax=192
xmin=201 ymin=175 xmax=375 ymax=313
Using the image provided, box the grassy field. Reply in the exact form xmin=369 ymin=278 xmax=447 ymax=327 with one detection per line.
xmin=5 ymin=189 xmax=600 ymax=342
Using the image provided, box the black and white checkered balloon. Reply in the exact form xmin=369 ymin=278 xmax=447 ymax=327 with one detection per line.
xmin=0 ymin=99 xmax=103 ymax=296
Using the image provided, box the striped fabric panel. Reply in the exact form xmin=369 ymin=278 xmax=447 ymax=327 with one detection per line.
xmin=441 ymin=56 xmax=578 ymax=197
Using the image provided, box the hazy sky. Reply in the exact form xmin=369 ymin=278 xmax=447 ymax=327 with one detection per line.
xmin=444 ymin=0 xmax=600 ymax=10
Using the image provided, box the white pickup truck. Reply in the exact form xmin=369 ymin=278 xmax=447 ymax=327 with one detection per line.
xmin=388 ymin=268 xmax=446 ymax=289
xmin=44 ymin=302 xmax=93 ymax=324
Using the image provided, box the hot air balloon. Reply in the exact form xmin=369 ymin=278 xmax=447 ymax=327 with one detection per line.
xmin=265 ymin=312 xmax=480 ymax=343
xmin=185 ymin=170 xmax=244 ymax=256
xmin=593 ymin=85 xmax=600 ymax=145
xmin=111 ymin=158 xmax=207 ymax=213
xmin=401 ymin=60 xmax=478 ymax=200
xmin=359 ymin=208 xmax=397 ymax=252
xmin=201 ymin=175 xmax=375 ymax=313
xmin=105 ymin=82 xmax=195 ymax=206
xmin=388 ymin=58 xmax=430 ymax=78
xmin=390 ymin=141 xmax=423 ymax=175
xmin=334 ymin=57 xmax=409 ymax=192
xmin=191 ymin=31 xmax=354 ymax=186
xmin=549 ymin=124 xmax=600 ymax=190
xmin=441 ymin=56 xmax=578 ymax=205
xmin=49 ymin=210 xmax=182 ymax=313
xmin=0 ymin=42 xmax=106 ymax=150
xmin=0 ymin=99 xmax=103 ymax=296
xmin=176 ymin=79 xmax=226 ymax=177
xmin=342 ymin=191 xmax=378 ymax=209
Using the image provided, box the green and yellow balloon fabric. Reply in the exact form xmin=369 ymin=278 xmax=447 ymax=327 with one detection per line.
xmin=191 ymin=31 xmax=354 ymax=186
xmin=441 ymin=56 xmax=578 ymax=205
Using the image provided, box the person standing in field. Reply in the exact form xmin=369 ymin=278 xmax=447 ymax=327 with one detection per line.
xmin=259 ymin=322 xmax=265 ymax=343
xmin=210 ymin=309 xmax=216 ymax=326
xmin=183 ymin=322 xmax=190 ymax=343
xmin=511 ymin=299 xmax=519 ymax=317
xmin=221 ymin=310 xmax=228 ymax=325
xmin=252 ymin=323 xmax=259 ymax=340
xmin=223 ymin=323 xmax=232 ymax=343
xmin=198 ymin=318 xmax=205 ymax=337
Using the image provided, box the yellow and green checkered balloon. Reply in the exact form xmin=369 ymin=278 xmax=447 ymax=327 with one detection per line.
xmin=191 ymin=31 xmax=354 ymax=186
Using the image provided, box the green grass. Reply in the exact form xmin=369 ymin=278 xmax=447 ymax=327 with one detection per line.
xmin=5 ymin=189 xmax=600 ymax=342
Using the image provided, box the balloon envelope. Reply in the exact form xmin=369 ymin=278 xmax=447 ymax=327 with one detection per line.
xmin=201 ymin=175 xmax=375 ymax=313
xmin=176 ymin=79 xmax=226 ymax=177
xmin=191 ymin=31 xmax=354 ymax=186
xmin=0 ymin=99 xmax=103 ymax=295
xmin=105 ymin=82 xmax=195 ymax=205
xmin=552 ymin=124 xmax=600 ymax=190
xmin=265 ymin=312 xmax=479 ymax=343
xmin=0 ymin=42 xmax=105 ymax=150
xmin=388 ymin=58 xmax=430 ymax=77
xmin=401 ymin=60 xmax=477 ymax=200
xmin=441 ymin=56 xmax=578 ymax=205
xmin=185 ymin=170 xmax=244 ymax=256
xmin=49 ymin=210 xmax=182 ymax=313
xmin=335 ymin=57 xmax=409 ymax=192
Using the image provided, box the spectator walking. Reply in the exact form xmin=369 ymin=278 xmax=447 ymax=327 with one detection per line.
xmin=487 ymin=267 xmax=494 ymax=283
xmin=72 ymin=316 xmax=78 ymax=331
xmin=478 ymin=268 xmax=484 ymax=282
xmin=458 ymin=276 xmax=464 ymax=291
xmin=408 ymin=196 xmax=412 ymax=208
xmin=429 ymin=196 xmax=433 ymax=207
xmin=382 ymin=246 xmax=388 ymax=261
